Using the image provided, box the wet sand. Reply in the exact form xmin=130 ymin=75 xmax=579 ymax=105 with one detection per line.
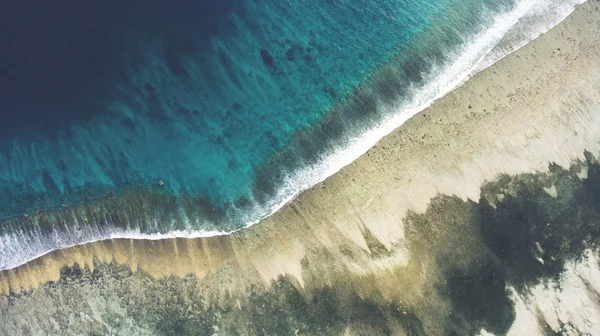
xmin=2 ymin=2 xmax=600 ymax=335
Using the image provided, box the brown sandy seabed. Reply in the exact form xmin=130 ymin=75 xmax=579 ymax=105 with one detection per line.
xmin=2 ymin=2 xmax=600 ymax=335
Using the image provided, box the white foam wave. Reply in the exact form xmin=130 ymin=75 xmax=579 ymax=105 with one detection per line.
xmin=0 ymin=0 xmax=585 ymax=271
xmin=250 ymin=0 xmax=585 ymax=227
xmin=476 ymin=0 xmax=586 ymax=73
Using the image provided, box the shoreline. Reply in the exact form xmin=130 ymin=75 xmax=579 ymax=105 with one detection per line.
xmin=0 ymin=0 xmax=582 ymax=272
xmin=2 ymin=1 xmax=600 ymax=334
xmin=1 ymin=0 xmax=598 ymax=287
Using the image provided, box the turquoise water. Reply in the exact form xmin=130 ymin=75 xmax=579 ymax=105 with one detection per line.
xmin=2 ymin=0 xmax=573 ymax=268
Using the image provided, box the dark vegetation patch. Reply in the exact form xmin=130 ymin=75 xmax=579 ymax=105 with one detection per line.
xmin=409 ymin=153 xmax=600 ymax=335
xmin=136 ymin=275 xmax=413 ymax=336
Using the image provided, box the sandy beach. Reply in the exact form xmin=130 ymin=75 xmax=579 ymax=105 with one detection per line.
xmin=2 ymin=2 xmax=600 ymax=335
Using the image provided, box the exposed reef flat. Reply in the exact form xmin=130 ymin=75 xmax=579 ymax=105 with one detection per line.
xmin=2 ymin=2 xmax=600 ymax=335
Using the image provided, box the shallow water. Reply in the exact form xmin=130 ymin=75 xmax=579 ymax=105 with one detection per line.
xmin=0 ymin=0 xmax=584 ymax=270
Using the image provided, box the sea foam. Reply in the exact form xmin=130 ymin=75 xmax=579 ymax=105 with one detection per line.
xmin=0 ymin=0 xmax=585 ymax=271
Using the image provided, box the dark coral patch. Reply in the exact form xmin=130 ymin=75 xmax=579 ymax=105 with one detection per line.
xmin=260 ymin=49 xmax=275 ymax=68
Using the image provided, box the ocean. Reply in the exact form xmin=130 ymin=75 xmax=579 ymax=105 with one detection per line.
xmin=0 ymin=0 xmax=584 ymax=270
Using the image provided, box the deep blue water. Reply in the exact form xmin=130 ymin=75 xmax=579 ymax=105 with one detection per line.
xmin=0 ymin=0 xmax=518 ymax=247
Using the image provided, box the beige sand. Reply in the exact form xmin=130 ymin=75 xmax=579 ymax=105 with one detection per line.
xmin=1 ymin=2 xmax=600 ymax=334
